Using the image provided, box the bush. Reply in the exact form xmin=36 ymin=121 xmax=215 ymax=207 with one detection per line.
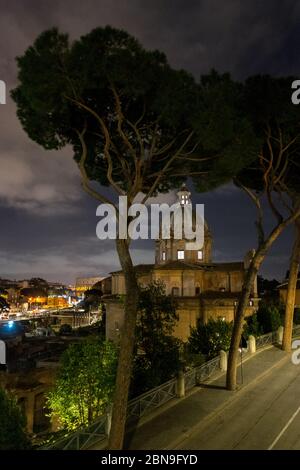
xmin=188 ymin=318 xmax=233 ymax=360
xmin=47 ymin=338 xmax=117 ymax=430
xmin=130 ymin=281 xmax=181 ymax=396
xmin=243 ymin=313 xmax=263 ymax=338
xmin=256 ymin=302 xmax=282 ymax=334
xmin=131 ymin=336 xmax=181 ymax=396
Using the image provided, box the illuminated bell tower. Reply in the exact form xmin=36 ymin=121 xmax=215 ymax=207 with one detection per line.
xmin=155 ymin=184 xmax=212 ymax=265
xmin=177 ymin=183 xmax=191 ymax=206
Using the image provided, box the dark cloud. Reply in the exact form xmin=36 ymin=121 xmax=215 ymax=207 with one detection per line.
xmin=0 ymin=0 xmax=298 ymax=282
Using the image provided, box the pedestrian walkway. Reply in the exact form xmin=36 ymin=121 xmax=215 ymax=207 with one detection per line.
xmin=124 ymin=346 xmax=290 ymax=449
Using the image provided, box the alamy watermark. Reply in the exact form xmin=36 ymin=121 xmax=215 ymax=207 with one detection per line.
xmin=291 ymin=339 xmax=300 ymax=365
xmin=96 ymin=197 xmax=204 ymax=250
xmin=0 ymin=80 xmax=6 ymax=104
xmin=291 ymin=80 xmax=300 ymax=105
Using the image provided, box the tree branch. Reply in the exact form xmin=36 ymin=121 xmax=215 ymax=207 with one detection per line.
xmin=141 ymin=131 xmax=195 ymax=204
xmin=66 ymin=95 xmax=126 ymax=196
xmin=235 ymin=178 xmax=265 ymax=244
xmin=75 ymin=126 xmax=118 ymax=212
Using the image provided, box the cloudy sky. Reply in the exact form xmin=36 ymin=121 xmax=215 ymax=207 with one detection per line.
xmin=0 ymin=0 xmax=299 ymax=284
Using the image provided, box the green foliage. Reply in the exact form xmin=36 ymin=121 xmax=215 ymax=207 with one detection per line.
xmin=257 ymin=275 xmax=280 ymax=302
xmin=243 ymin=313 xmax=263 ymax=338
xmin=236 ymin=75 xmax=300 ymax=195
xmin=11 ymin=29 xmax=261 ymax=200
xmin=192 ymin=71 xmax=261 ymax=193
xmin=137 ymin=281 xmax=178 ymax=337
xmin=0 ymin=388 xmax=30 ymax=450
xmin=11 ymin=26 xmax=200 ymax=195
xmin=188 ymin=318 xmax=233 ymax=359
xmin=29 ymin=277 xmax=49 ymax=290
xmin=131 ymin=281 xmax=181 ymax=395
xmin=47 ymin=338 xmax=117 ymax=431
xmin=132 ymin=336 xmax=182 ymax=396
xmin=244 ymin=302 xmax=285 ymax=337
xmin=256 ymin=302 xmax=283 ymax=334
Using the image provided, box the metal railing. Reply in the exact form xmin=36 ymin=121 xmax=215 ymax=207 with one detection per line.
xmin=42 ymin=324 xmax=300 ymax=450
xmin=184 ymin=368 xmax=197 ymax=391
xmin=195 ymin=356 xmax=221 ymax=383
xmin=127 ymin=377 xmax=177 ymax=421
xmin=41 ymin=414 xmax=107 ymax=450
xmin=256 ymin=331 xmax=276 ymax=350
xmin=292 ymin=325 xmax=300 ymax=337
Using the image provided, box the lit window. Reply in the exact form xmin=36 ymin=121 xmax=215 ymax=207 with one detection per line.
xmin=249 ymin=300 xmax=253 ymax=306
xmin=197 ymin=250 xmax=203 ymax=260
xmin=177 ymin=250 xmax=184 ymax=260
xmin=162 ymin=251 xmax=166 ymax=261
xmin=181 ymin=195 xmax=188 ymax=205
xmin=172 ymin=287 xmax=180 ymax=296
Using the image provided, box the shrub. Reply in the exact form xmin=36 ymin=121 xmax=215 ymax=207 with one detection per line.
xmin=47 ymin=338 xmax=117 ymax=430
xmin=256 ymin=302 xmax=282 ymax=333
xmin=244 ymin=313 xmax=263 ymax=338
xmin=188 ymin=318 xmax=233 ymax=359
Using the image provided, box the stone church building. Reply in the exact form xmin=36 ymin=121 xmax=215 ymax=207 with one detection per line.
xmin=104 ymin=185 xmax=258 ymax=342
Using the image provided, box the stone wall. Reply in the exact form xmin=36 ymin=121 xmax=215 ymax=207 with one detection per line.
xmin=0 ymin=366 xmax=57 ymax=434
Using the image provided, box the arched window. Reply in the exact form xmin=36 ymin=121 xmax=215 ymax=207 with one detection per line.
xmin=195 ymin=286 xmax=201 ymax=295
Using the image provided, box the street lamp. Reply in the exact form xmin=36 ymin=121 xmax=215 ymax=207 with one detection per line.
xmin=239 ymin=335 xmax=247 ymax=385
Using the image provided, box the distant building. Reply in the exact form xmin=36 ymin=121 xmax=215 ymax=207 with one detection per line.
xmin=20 ymin=288 xmax=48 ymax=309
xmin=0 ymin=278 xmax=19 ymax=290
xmin=104 ymin=185 xmax=259 ymax=342
xmin=46 ymin=296 xmax=69 ymax=309
xmin=93 ymin=276 xmax=112 ymax=295
xmin=6 ymin=287 xmax=19 ymax=305
xmin=0 ymin=335 xmax=72 ymax=434
xmin=18 ymin=280 xmax=30 ymax=289
xmin=75 ymin=276 xmax=105 ymax=296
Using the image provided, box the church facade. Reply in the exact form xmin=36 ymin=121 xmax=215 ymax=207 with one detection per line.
xmin=104 ymin=186 xmax=258 ymax=342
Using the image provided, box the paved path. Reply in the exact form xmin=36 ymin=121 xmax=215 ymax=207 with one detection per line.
xmin=125 ymin=346 xmax=300 ymax=450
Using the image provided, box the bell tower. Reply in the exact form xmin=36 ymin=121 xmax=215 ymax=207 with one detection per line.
xmin=177 ymin=183 xmax=191 ymax=206
xmin=155 ymin=184 xmax=212 ymax=265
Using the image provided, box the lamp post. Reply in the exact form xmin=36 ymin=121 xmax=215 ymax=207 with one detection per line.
xmin=239 ymin=335 xmax=247 ymax=385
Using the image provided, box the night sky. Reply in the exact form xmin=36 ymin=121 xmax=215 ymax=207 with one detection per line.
xmin=0 ymin=0 xmax=299 ymax=284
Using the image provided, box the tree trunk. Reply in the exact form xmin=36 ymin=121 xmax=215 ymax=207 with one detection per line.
xmin=226 ymin=253 xmax=263 ymax=390
xmin=226 ymin=206 xmax=300 ymax=391
xmin=227 ymin=223 xmax=295 ymax=389
xmin=282 ymin=221 xmax=300 ymax=352
xmin=108 ymin=239 xmax=139 ymax=450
